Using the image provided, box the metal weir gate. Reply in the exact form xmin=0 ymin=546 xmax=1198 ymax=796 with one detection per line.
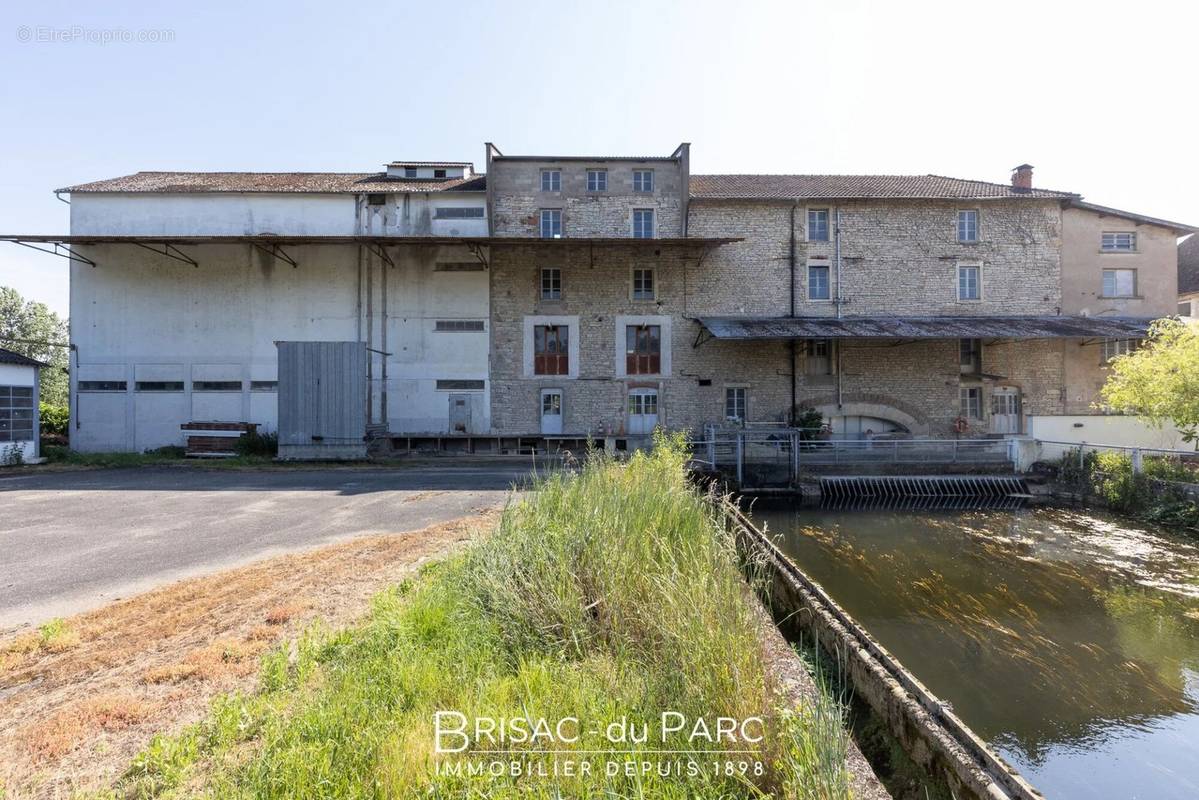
xmin=695 ymin=428 xmax=1018 ymax=494
xmin=821 ymin=475 xmax=1029 ymax=501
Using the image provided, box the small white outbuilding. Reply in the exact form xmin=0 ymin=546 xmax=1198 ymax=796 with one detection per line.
xmin=0 ymin=347 xmax=43 ymax=463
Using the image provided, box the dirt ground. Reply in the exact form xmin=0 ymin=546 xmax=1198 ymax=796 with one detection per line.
xmin=0 ymin=510 xmax=499 ymax=799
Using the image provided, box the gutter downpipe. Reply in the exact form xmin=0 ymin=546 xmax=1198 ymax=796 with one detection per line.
xmin=835 ymin=207 xmax=843 ymax=409
xmin=789 ymin=203 xmax=797 ymax=424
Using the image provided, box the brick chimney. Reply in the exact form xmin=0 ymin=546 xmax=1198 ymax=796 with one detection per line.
xmin=1011 ymin=163 xmax=1034 ymax=192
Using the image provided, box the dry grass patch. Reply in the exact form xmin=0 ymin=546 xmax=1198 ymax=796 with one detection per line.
xmin=28 ymin=693 xmax=156 ymax=761
xmin=0 ymin=509 xmax=499 ymax=799
xmin=264 ymin=603 xmax=307 ymax=626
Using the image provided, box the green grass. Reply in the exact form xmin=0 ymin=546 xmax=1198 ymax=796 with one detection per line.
xmin=105 ymin=433 xmax=852 ymax=799
xmin=38 ymin=445 xmax=279 ymax=470
xmin=103 ymin=434 xmax=853 ymax=796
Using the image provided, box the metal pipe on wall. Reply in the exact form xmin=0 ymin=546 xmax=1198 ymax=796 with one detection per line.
xmin=789 ymin=203 xmax=797 ymax=423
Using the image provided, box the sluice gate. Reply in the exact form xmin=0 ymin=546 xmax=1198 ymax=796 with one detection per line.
xmin=820 ymin=474 xmax=1028 ymax=501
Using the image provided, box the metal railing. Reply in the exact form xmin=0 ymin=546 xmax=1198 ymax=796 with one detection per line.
xmin=691 ymin=430 xmax=1014 ymax=485
xmin=1036 ymin=439 xmax=1199 ymax=476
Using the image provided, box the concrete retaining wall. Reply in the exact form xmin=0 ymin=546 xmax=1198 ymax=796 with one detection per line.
xmin=726 ymin=500 xmax=1044 ymax=800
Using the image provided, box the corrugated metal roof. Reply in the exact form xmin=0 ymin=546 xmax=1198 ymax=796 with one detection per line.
xmin=689 ymin=174 xmax=1078 ymax=200
xmin=697 ymin=315 xmax=1153 ymax=340
xmin=56 ymin=172 xmax=486 ymax=194
xmin=0 ymin=347 xmax=47 ymax=367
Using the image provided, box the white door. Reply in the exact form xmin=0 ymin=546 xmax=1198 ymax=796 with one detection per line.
xmin=540 ymin=389 xmax=562 ymax=435
xmin=627 ymin=388 xmax=659 ymax=435
xmin=989 ymin=387 xmax=1021 ymax=435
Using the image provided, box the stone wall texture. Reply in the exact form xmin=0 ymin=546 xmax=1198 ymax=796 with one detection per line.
xmin=489 ymin=159 xmax=685 ymax=238
xmin=487 ymin=177 xmax=1136 ymax=438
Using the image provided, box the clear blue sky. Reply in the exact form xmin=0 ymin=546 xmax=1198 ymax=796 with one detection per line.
xmin=3 ymin=0 xmax=1197 ymax=316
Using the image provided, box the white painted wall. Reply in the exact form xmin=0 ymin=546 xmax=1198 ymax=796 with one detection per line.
xmin=1029 ymin=414 xmax=1197 ymax=460
xmin=72 ymin=193 xmax=359 ymax=236
xmin=69 ymin=240 xmax=489 ymax=451
xmin=0 ymin=363 xmax=38 ymax=462
xmin=71 ymin=192 xmax=487 ymax=238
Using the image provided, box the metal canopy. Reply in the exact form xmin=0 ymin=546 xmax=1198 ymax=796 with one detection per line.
xmin=696 ymin=315 xmax=1154 ymax=340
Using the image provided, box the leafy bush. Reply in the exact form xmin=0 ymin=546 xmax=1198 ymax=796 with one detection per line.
xmin=235 ymin=430 xmax=278 ymax=458
xmin=1060 ymin=447 xmax=1199 ymax=528
xmin=39 ymin=403 xmax=68 ymax=436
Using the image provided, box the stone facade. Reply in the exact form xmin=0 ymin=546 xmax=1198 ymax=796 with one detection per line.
xmin=486 ymin=160 xmax=1169 ymax=439
xmin=487 ymin=154 xmax=687 ymax=239
xmin=687 ymin=198 xmax=1063 ymax=316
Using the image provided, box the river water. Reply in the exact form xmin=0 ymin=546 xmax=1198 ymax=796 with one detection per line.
xmin=752 ymin=503 xmax=1199 ymax=800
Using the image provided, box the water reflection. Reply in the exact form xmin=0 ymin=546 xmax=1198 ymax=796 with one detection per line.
xmin=753 ymin=504 xmax=1199 ymax=800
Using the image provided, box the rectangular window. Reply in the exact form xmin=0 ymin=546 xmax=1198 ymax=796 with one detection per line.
xmin=435 ymin=379 xmax=485 ymax=391
xmin=534 ymin=325 xmax=569 ymax=375
xmin=193 ymin=380 xmax=242 ymax=391
xmin=957 ymin=210 xmax=979 ymax=243
xmin=1102 ymin=268 xmax=1137 ymax=298
xmin=433 ymin=207 xmax=485 ymax=219
xmin=633 ymin=209 xmax=655 ymax=239
xmin=958 ymin=264 xmax=981 ymax=300
xmin=1180 ymin=301 xmax=1193 ymax=317
xmin=404 ymin=167 xmax=417 ymax=178
xmin=725 ymin=387 xmax=746 ymax=422
xmin=540 ymin=169 xmax=561 ymax=192
xmin=960 ymin=386 xmax=982 ymax=419
xmin=633 ymin=170 xmax=654 ymax=192
xmin=628 ymin=390 xmax=658 ymax=416
xmin=586 ymin=169 xmax=607 ymax=192
xmin=632 ymin=268 xmax=655 ymax=301
xmin=433 ymin=168 xmax=447 ymax=178
xmin=1101 ymin=232 xmax=1136 ymax=252
xmin=541 ymin=267 xmax=562 ymax=300
xmin=250 ymin=380 xmax=278 ymax=392
xmin=804 ymin=339 xmax=833 ymax=375
xmin=808 ymin=209 xmax=830 ymax=242
xmin=367 ymin=193 xmax=387 ymax=206
xmin=78 ymin=381 xmax=126 ymax=391
xmin=808 ymin=264 xmax=831 ymax=300
xmin=0 ymin=386 xmax=35 ymax=442
xmin=135 ymin=381 xmax=184 ymax=392
xmin=959 ymin=338 xmax=981 ymax=374
xmin=434 ymin=320 xmax=486 ymax=332
xmin=1102 ymin=338 xmax=1140 ymax=362
xmin=625 ymin=325 xmax=662 ymax=375
xmin=540 ymin=209 xmax=562 ymax=238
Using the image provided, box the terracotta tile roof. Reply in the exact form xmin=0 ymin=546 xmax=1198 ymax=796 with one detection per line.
xmin=689 ymin=174 xmax=1078 ymax=200
xmin=57 ymin=172 xmax=486 ymax=194
xmin=1180 ymin=234 xmax=1199 ymax=295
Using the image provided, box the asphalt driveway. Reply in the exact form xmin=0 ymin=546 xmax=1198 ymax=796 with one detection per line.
xmin=0 ymin=464 xmax=536 ymax=630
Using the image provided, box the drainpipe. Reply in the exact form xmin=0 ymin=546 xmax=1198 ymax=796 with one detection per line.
xmin=834 ymin=207 xmax=843 ymax=408
xmin=789 ymin=203 xmax=797 ymax=424
xmin=381 ymin=246 xmax=388 ymax=431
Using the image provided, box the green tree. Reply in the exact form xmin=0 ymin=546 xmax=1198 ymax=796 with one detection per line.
xmin=0 ymin=286 xmax=69 ymax=406
xmin=1100 ymin=318 xmax=1199 ymax=441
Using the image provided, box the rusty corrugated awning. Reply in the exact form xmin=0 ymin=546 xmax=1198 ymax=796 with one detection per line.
xmin=697 ymin=315 xmax=1154 ymax=340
